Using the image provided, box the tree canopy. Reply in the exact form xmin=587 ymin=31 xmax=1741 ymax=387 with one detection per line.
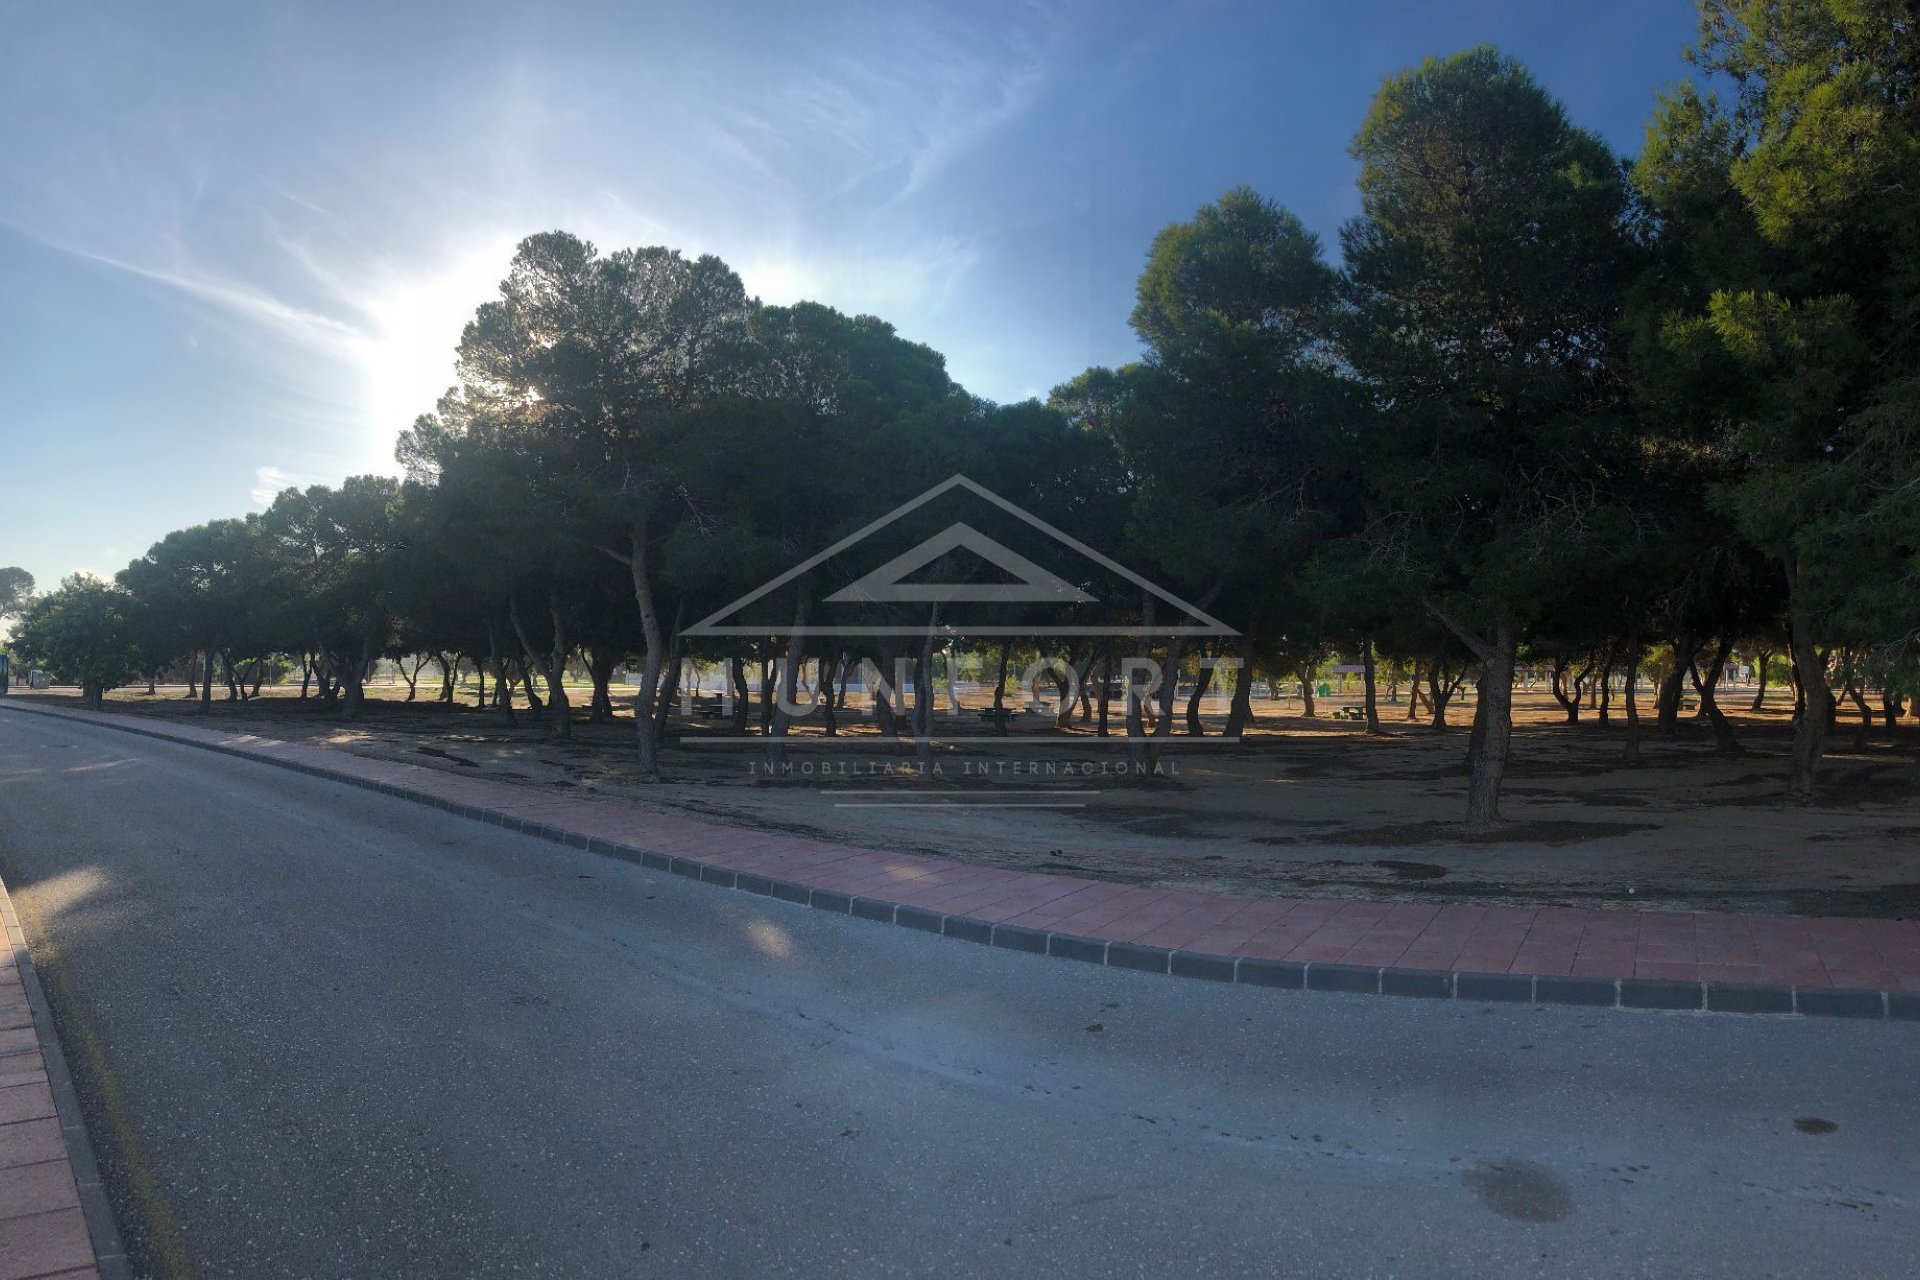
xmin=25 ymin=2 xmax=1920 ymax=822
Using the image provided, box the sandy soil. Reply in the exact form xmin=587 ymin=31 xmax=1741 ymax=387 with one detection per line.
xmin=17 ymin=679 xmax=1920 ymax=918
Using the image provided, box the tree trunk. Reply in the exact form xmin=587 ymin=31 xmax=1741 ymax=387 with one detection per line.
xmin=914 ymin=607 xmax=938 ymax=772
xmin=1224 ymin=617 xmax=1257 ymax=738
xmin=1297 ymin=665 xmax=1317 ymax=719
xmin=507 ymin=590 xmax=568 ymax=738
xmin=623 ymin=518 xmax=666 ymax=778
xmin=1096 ymin=647 xmax=1112 ymax=738
xmin=818 ymin=657 xmax=838 ymax=736
xmin=1785 ymin=561 xmax=1830 ymax=803
xmin=991 ymin=638 xmax=1011 ymax=732
xmin=200 ymin=648 xmax=216 ymax=714
xmin=1622 ymin=648 xmax=1643 ymax=765
xmin=1597 ymin=644 xmax=1617 ymax=726
xmin=729 ymin=653 xmax=750 ymax=733
xmin=1054 ymin=644 xmax=1083 ymax=731
xmin=1656 ymin=635 xmax=1694 ymax=736
xmin=1549 ymin=654 xmax=1578 ymax=723
xmin=1427 ymin=662 xmax=1457 ymax=731
xmin=945 ymin=643 xmax=964 ymax=718
xmin=1464 ymin=627 xmax=1516 ymax=830
xmin=654 ymin=648 xmax=684 ymax=747
xmin=486 ymin=623 xmax=514 ymax=725
xmin=766 ymin=588 xmax=812 ymax=767
xmin=1126 ymin=594 xmax=1156 ymax=771
xmin=1361 ymin=636 xmax=1381 ymax=735
xmin=1152 ymin=636 xmax=1190 ymax=741
xmin=1691 ymin=635 xmax=1741 ymax=754
xmin=1185 ymin=659 xmax=1213 ymax=736
xmin=1750 ymin=649 xmax=1773 ymax=712
xmin=758 ymin=653 xmax=775 ymax=735
xmin=1844 ymin=681 xmax=1870 ymax=750
xmin=340 ymin=641 xmax=370 ymax=721
xmin=587 ymin=649 xmax=615 ymax=722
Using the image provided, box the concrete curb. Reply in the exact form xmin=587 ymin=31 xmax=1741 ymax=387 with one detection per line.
xmin=4 ymin=700 xmax=1915 ymax=1024
xmin=0 ymin=866 xmax=131 ymax=1280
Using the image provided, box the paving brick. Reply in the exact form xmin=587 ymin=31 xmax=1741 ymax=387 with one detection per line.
xmin=1284 ymin=939 xmax=1357 ymax=963
xmin=0 ymin=1157 xmax=80 ymax=1219
xmin=1633 ymin=961 xmax=1702 ymax=982
xmin=0 ymin=1119 xmax=65 ymax=1170
xmin=0 ymin=1083 xmax=55 ymax=1127
xmin=1821 ymin=969 xmax=1896 ymax=991
xmin=1508 ymin=951 xmax=1576 ymax=977
xmin=0 ymin=1061 xmax=46 ymax=1092
xmin=1232 ymin=929 xmax=1317 ymax=960
xmin=0 ymin=1206 xmax=94 ymax=1280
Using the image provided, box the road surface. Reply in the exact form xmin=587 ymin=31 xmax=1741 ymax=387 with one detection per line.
xmin=0 ymin=707 xmax=1915 ymax=1278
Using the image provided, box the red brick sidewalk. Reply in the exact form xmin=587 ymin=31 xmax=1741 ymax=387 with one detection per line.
xmin=6 ymin=700 xmax=1919 ymax=1018
xmin=1 ymin=876 xmax=107 ymax=1280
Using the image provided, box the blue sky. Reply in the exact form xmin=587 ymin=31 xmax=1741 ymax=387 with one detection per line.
xmin=0 ymin=0 xmax=1702 ymax=592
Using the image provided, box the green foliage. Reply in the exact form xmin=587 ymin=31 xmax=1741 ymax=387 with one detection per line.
xmin=43 ymin=11 xmax=1919 ymax=810
xmin=1340 ymin=46 xmax=1638 ymax=647
xmin=0 ymin=566 xmax=32 ymax=620
xmin=10 ymin=575 xmax=141 ymax=701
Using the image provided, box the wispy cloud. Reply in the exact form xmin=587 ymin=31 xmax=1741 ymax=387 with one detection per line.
xmin=249 ymin=464 xmax=306 ymax=507
xmin=709 ymin=4 xmax=1061 ymax=211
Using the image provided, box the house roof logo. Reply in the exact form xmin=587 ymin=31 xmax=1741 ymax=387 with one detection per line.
xmin=686 ymin=474 xmax=1236 ymax=638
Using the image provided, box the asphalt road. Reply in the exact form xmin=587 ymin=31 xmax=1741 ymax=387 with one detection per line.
xmin=0 ymin=707 xmax=1916 ymax=1279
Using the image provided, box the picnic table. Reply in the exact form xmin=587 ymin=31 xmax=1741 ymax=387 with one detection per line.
xmin=977 ymin=707 xmax=1019 ymax=728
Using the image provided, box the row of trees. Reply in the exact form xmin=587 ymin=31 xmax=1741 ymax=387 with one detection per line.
xmin=9 ymin=3 xmax=1919 ymax=827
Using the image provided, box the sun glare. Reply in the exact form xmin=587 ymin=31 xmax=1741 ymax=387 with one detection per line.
xmin=353 ymin=236 xmax=520 ymax=464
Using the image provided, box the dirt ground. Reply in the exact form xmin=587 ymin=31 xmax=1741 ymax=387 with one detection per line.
xmin=18 ymin=678 xmax=1920 ymax=918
